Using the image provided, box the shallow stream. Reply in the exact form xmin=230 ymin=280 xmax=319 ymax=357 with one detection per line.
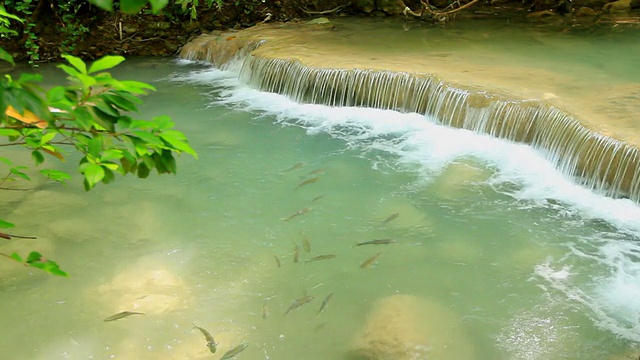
xmin=2 ymin=18 xmax=640 ymax=360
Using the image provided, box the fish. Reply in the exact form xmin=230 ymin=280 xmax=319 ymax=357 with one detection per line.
xmin=220 ymin=343 xmax=249 ymax=360
xmin=382 ymin=212 xmax=399 ymax=224
xmin=295 ymin=176 xmax=320 ymax=190
xmin=262 ymin=301 xmax=269 ymax=319
xmin=311 ymin=195 xmax=325 ymax=202
xmin=302 ymin=234 xmax=311 ymax=253
xmin=317 ymin=293 xmax=334 ymax=315
xmin=103 ymin=311 xmax=145 ymax=322
xmin=360 ymin=252 xmax=382 ymax=269
xmin=293 ymin=242 xmax=300 ymax=263
xmin=356 ymin=239 xmax=396 ymax=246
xmin=305 ymin=168 xmax=325 ymax=177
xmin=305 ymin=254 xmax=336 ymax=264
xmin=285 ymin=295 xmax=314 ymax=314
xmin=283 ymin=208 xmax=311 ymax=222
xmin=274 ymin=255 xmax=281 ymax=268
xmin=193 ymin=323 xmax=218 ymax=353
xmin=282 ymin=162 xmax=304 ymax=172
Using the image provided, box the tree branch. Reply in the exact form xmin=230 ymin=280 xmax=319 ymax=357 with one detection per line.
xmin=302 ymin=4 xmax=349 ymax=14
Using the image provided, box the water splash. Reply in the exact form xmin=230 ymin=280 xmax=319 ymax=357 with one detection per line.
xmin=238 ymin=56 xmax=640 ymax=202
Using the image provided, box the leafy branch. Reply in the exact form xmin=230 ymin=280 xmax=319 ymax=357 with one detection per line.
xmin=1 ymin=52 xmax=197 ymax=276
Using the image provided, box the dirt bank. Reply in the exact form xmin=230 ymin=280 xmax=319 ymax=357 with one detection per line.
xmin=1 ymin=0 xmax=638 ymax=64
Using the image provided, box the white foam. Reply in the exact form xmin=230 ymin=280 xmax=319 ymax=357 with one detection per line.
xmin=169 ymin=65 xmax=640 ymax=343
xmin=169 ymin=66 xmax=640 ymax=235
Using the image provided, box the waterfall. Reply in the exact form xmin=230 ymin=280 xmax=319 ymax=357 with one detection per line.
xmin=179 ymin=37 xmax=640 ymax=203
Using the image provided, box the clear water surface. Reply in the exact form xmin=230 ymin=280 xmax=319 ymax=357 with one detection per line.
xmin=1 ymin=19 xmax=640 ymax=360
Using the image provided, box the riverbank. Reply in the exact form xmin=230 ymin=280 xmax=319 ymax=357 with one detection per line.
xmin=1 ymin=0 xmax=639 ymax=64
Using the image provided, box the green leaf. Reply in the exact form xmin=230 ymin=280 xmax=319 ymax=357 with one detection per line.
xmin=149 ymin=0 xmax=169 ymax=13
xmin=89 ymin=0 xmax=113 ymax=11
xmin=18 ymin=73 xmax=42 ymax=83
xmin=0 ymin=157 xmax=13 ymax=166
xmin=161 ymin=149 xmax=177 ymax=173
xmin=47 ymin=86 xmax=66 ymax=103
xmin=120 ymin=155 xmax=137 ymax=174
xmin=93 ymin=98 xmax=120 ymax=117
xmin=32 ymin=150 xmax=45 ymax=165
xmin=26 ymin=251 xmax=43 ymax=263
xmin=0 ymin=219 xmax=15 ymax=229
xmin=103 ymin=93 xmax=139 ymax=112
xmin=10 ymin=252 xmax=23 ymax=262
xmin=0 ymin=129 xmax=21 ymax=136
xmin=0 ymin=8 xmax=24 ymax=22
xmin=57 ymin=64 xmax=82 ymax=78
xmin=40 ymin=132 xmax=56 ymax=145
xmin=48 ymin=89 xmax=74 ymax=112
xmin=118 ymin=80 xmax=155 ymax=94
xmin=0 ymin=47 xmax=15 ymax=66
xmin=88 ymin=137 xmax=103 ymax=158
xmin=40 ymin=169 xmax=71 ymax=183
xmin=83 ymin=163 xmax=105 ymax=190
xmin=23 ymin=252 xmax=68 ymax=277
xmin=152 ymin=152 xmax=168 ymax=174
xmin=160 ymin=130 xmax=198 ymax=158
xmin=137 ymin=162 xmax=150 ymax=178
xmin=72 ymin=107 xmax=94 ymax=131
xmin=133 ymin=131 xmax=165 ymax=147
xmin=120 ymin=0 xmax=148 ymax=13
xmin=62 ymin=55 xmax=87 ymax=75
xmin=10 ymin=167 xmax=30 ymax=181
xmin=102 ymin=167 xmax=115 ymax=184
xmin=88 ymin=56 xmax=125 ymax=74
xmin=77 ymin=73 xmax=97 ymax=88
xmin=152 ymin=115 xmax=174 ymax=130
xmin=100 ymin=149 xmax=123 ymax=162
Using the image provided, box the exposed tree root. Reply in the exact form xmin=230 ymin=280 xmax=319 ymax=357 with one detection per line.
xmin=399 ymin=0 xmax=481 ymax=22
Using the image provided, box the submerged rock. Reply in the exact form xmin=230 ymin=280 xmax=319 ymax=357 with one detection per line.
xmin=347 ymin=294 xmax=475 ymax=360
xmin=306 ymin=17 xmax=335 ymax=28
xmin=575 ymin=6 xmax=598 ymax=15
xmin=93 ymin=258 xmax=192 ymax=315
xmin=603 ymin=0 xmax=632 ymax=12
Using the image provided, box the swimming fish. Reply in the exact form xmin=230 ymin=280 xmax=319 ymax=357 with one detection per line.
xmin=293 ymin=242 xmax=300 ymax=263
xmin=262 ymin=301 xmax=269 ymax=320
xmin=285 ymin=295 xmax=314 ymax=314
xmin=317 ymin=293 xmax=334 ymax=315
xmin=295 ymin=176 xmax=320 ymax=190
xmin=193 ymin=323 xmax=218 ymax=353
xmin=312 ymin=195 xmax=325 ymax=202
xmin=103 ymin=311 xmax=145 ymax=322
xmin=220 ymin=343 xmax=249 ymax=360
xmin=382 ymin=212 xmax=399 ymax=224
xmin=360 ymin=252 xmax=382 ymax=269
xmin=282 ymin=162 xmax=304 ymax=172
xmin=305 ymin=254 xmax=336 ymax=264
xmin=305 ymin=168 xmax=325 ymax=177
xmin=302 ymin=234 xmax=311 ymax=253
xmin=274 ymin=255 xmax=281 ymax=268
xmin=356 ymin=239 xmax=396 ymax=246
xmin=283 ymin=208 xmax=311 ymax=222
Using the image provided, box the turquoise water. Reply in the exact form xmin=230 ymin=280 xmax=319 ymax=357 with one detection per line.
xmin=1 ymin=29 xmax=640 ymax=359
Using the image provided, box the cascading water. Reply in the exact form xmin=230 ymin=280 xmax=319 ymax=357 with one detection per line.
xmin=180 ymin=29 xmax=640 ymax=203
xmin=237 ymin=56 xmax=640 ymax=202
